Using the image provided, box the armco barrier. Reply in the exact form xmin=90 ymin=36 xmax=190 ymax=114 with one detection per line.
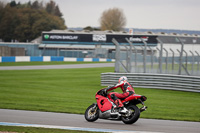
xmin=101 ymin=73 xmax=200 ymax=93
xmin=0 ymin=56 xmax=115 ymax=63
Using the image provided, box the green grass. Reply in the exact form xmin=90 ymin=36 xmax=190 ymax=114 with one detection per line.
xmin=0 ymin=67 xmax=114 ymax=114
xmin=0 ymin=61 xmax=112 ymax=66
xmin=135 ymin=88 xmax=200 ymax=121
xmin=0 ymin=125 xmax=102 ymax=133
xmin=0 ymin=67 xmax=200 ymax=122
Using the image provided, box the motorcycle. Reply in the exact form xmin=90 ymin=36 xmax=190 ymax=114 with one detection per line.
xmin=85 ymin=87 xmax=147 ymax=124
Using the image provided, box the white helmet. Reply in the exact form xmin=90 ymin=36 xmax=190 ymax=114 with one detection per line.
xmin=118 ymin=76 xmax=128 ymax=84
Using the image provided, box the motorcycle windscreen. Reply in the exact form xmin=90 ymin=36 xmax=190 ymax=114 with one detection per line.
xmin=96 ymin=96 xmax=112 ymax=112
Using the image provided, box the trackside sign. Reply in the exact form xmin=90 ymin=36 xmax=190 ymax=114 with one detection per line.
xmin=42 ymin=33 xmax=158 ymax=44
xmin=93 ymin=34 xmax=107 ymax=42
xmin=44 ymin=34 xmax=79 ymax=40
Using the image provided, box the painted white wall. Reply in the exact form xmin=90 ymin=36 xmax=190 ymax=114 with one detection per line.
xmin=15 ymin=56 xmax=30 ymax=62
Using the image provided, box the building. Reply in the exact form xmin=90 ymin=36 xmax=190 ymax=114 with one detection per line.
xmin=0 ymin=29 xmax=200 ymax=58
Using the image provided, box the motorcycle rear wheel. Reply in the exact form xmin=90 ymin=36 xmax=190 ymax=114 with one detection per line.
xmin=85 ymin=104 xmax=99 ymax=122
xmin=121 ymin=105 xmax=140 ymax=124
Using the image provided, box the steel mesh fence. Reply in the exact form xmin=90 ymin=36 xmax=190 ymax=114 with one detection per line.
xmin=113 ymin=38 xmax=200 ymax=76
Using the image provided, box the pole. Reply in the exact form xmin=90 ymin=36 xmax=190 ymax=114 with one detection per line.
xmin=190 ymin=51 xmax=194 ymax=75
xmin=183 ymin=50 xmax=188 ymax=70
xmin=112 ymin=38 xmax=120 ymax=73
xmin=177 ymin=37 xmax=184 ymax=75
xmin=156 ymin=47 xmax=161 ymax=73
xmin=126 ymin=38 xmax=137 ymax=72
xmin=177 ymin=49 xmax=190 ymax=75
xmin=163 ymin=48 xmax=168 ymax=73
xmin=157 ymin=38 xmax=163 ymax=74
xmin=148 ymin=46 xmax=154 ymax=71
xmin=124 ymin=45 xmax=130 ymax=72
xmin=195 ymin=51 xmax=200 ymax=72
xmin=141 ymin=38 xmax=147 ymax=73
xmin=170 ymin=48 xmax=175 ymax=73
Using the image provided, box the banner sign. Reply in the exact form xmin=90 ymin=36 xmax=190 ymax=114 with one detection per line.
xmin=42 ymin=32 xmax=158 ymax=44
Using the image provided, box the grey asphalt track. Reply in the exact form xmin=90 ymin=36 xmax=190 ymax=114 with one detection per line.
xmin=0 ymin=63 xmax=114 ymax=70
xmin=0 ymin=109 xmax=199 ymax=133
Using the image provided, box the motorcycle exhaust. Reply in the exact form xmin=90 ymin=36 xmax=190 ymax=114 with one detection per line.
xmin=140 ymin=106 xmax=148 ymax=112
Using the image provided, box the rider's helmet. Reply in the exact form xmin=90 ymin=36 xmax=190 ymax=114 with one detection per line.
xmin=118 ymin=76 xmax=128 ymax=84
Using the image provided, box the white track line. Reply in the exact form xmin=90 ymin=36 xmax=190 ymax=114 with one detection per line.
xmin=0 ymin=122 xmax=164 ymax=133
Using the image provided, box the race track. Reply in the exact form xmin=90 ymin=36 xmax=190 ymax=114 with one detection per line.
xmin=0 ymin=109 xmax=199 ymax=133
xmin=0 ymin=63 xmax=114 ymax=70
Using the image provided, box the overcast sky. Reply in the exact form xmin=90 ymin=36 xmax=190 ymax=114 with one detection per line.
xmin=4 ymin=0 xmax=200 ymax=31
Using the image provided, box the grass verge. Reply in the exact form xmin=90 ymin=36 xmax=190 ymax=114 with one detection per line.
xmin=0 ymin=125 xmax=102 ymax=133
xmin=0 ymin=67 xmax=199 ymax=122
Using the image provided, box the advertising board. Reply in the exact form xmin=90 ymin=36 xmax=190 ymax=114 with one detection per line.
xmin=42 ymin=32 xmax=158 ymax=44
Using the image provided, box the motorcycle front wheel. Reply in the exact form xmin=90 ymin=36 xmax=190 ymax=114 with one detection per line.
xmin=84 ymin=104 xmax=99 ymax=122
xmin=121 ymin=105 xmax=140 ymax=124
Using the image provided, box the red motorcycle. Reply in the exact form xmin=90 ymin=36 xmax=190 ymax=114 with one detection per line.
xmin=85 ymin=88 xmax=147 ymax=124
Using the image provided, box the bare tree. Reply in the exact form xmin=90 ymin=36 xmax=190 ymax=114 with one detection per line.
xmin=100 ymin=7 xmax=126 ymax=31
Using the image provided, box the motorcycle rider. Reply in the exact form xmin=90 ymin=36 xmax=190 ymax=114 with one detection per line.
xmin=105 ymin=76 xmax=135 ymax=114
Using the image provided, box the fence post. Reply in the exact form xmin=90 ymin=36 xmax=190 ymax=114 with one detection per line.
xmin=140 ymin=46 xmax=146 ymax=73
xmin=170 ymin=48 xmax=175 ymax=73
xmin=57 ymin=48 xmax=60 ymax=56
xmin=141 ymin=38 xmax=147 ymax=73
xmin=148 ymin=46 xmax=154 ymax=72
xmin=41 ymin=44 xmax=47 ymax=56
xmin=112 ymin=38 xmax=120 ymax=73
xmin=177 ymin=37 xmax=184 ymax=75
xmin=195 ymin=51 xmax=200 ymax=73
xmin=124 ymin=45 xmax=131 ymax=72
xmin=190 ymin=51 xmax=194 ymax=75
xmin=156 ymin=47 xmax=161 ymax=73
xmin=183 ymin=50 xmax=188 ymax=70
xmin=125 ymin=38 xmax=138 ymax=73
xmin=157 ymin=38 xmax=163 ymax=74
xmin=129 ymin=43 xmax=132 ymax=72
xmin=177 ymin=49 xmax=190 ymax=75
xmin=163 ymin=48 xmax=168 ymax=73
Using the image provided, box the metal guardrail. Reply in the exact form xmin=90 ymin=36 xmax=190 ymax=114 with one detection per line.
xmin=101 ymin=73 xmax=200 ymax=93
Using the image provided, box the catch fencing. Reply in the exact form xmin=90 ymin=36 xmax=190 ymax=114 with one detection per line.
xmin=113 ymin=37 xmax=200 ymax=76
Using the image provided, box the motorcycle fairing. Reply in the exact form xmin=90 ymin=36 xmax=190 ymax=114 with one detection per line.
xmin=96 ymin=94 xmax=112 ymax=112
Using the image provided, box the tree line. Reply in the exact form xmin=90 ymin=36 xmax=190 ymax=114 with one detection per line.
xmin=0 ymin=0 xmax=66 ymax=42
xmin=0 ymin=0 xmax=127 ymax=42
